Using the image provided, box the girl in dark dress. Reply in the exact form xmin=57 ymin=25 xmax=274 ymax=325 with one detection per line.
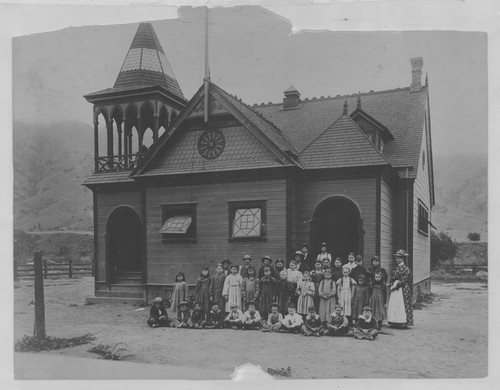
xmin=331 ymin=258 xmax=344 ymax=282
xmin=369 ymin=256 xmax=388 ymax=284
xmin=196 ymin=266 xmax=212 ymax=319
xmin=256 ymin=266 xmax=277 ymax=320
xmin=276 ymin=269 xmax=296 ymax=315
xmin=310 ymin=259 xmax=324 ymax=312
xmin=351 ymin=274 xmax=371 ymax=325
xmin=211 ymin=263 xmax=226 ymax=311
xmin=370 ymin=271 xmax=387 ymax=328
xmin=274 ymin=259 xmax=285 ymax=279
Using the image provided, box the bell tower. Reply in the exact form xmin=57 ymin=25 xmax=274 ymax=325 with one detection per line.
xmin=84 ymin=22 xmax=187 ymax=172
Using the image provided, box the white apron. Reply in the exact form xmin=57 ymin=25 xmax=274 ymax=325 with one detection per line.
xmin=387 ymin=287 xmax=407 ymax=324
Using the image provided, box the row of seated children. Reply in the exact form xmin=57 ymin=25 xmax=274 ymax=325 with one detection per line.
xmin=147 ymin=297 xmax=379 ymax=340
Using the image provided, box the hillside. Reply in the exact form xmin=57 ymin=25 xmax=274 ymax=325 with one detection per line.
xmin=432 ymin=153 xmax=487 ymax=241
xmin=13 ymin=121 xmax=94 ymax=231
xmin=12 ymin=122 xmax=487 ymax=242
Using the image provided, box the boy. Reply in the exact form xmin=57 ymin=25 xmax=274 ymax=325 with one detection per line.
xmin=221 ymin=259 xmax=232 ymax=276
xmin=325 ymin=305 xmax=349 ymax=336
xmin=350 ymin=255 xmax=369 ymax=282
xmin=262 ymin=303 xmax=283 ymax=332
xmin=224 ymin=303 xmax=245 ymax=329
xmin=293 ymin=250 xmax=309 ymax=273
xmin=204 ymin=304 xmax=224 ymax=329
xmin=242 ymin=301 xmax=261 ymax=330
xmin=147 ymin=297 xmax=170 ymax=328
xmin=258 ymin=255 xmax=276 ymax=279
xmin=302 ymin=305 xmax=322 ymax=337
xmin=172 ymin=301 xmax=192 ymax=328
xmin=279 ymin=303 xmax=304 ymax=333
xmin=191 ymin=302 xmax=205 ymax=329
xmin=353 ymin=306 xmax=379 ymax=340
xmin=239 ymin=254 xmax=252 ymax=278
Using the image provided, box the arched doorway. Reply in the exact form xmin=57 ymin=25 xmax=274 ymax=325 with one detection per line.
xmin=309 ymin=196 xmax=364 ymax=263
xmin=105 ymin=207 xmax=142 ymax=281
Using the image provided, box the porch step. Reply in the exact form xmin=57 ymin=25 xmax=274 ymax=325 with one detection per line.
xmin=85 ymin=296 xmax=143 ymax=305
xmin=113 ymin=276 xmax=142 ymax=284
xmin=109 ymin=284 xmax=143 ymax=293
xmin=94 ymin=290 xmax=143 ymax=299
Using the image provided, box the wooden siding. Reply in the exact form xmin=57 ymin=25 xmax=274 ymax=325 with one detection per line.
xmin=95 ymin=191 xmax=142 ymax=290
xmin=145 ymin=179 xmax=287 ymax=284
xmin=380 ymin=172 xmax=394 ymax=271
xmin=294 ymin=174 xmax=378 ymax=259
xmin=412 ymin=121 xmax=431 ymax=283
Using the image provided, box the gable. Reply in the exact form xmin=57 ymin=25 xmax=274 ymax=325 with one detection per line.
xmin=187 ymin=95 xmax=230 ymax=118
xmin=299 ymin=115 xmax=390 ymax=169
xmin=140 ymin=125 xmax=285 ymax=176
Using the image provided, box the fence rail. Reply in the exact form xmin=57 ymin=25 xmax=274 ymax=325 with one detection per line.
xmin=15 ymin=260 xmax=93 ymax=279
xmin=439 ymin=264 xmax=488 ymax=273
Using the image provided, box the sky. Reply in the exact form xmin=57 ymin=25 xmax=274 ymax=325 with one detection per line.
xmin=9 ymin=3 xmax=489 ymax=157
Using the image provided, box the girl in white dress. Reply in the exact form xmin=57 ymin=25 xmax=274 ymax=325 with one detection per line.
xmin=222 ymin=265 xmax=244 ymax=312
xmin=336 ymin=266 xmax=357 ymax=324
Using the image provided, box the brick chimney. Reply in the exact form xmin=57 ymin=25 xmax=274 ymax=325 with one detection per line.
xmin=283 ymin=86 xmax=301 ymax=109
xmin=410 ymin=57 xmax=424 ymax=93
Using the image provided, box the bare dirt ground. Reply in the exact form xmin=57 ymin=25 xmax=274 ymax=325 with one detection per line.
xmin=13 ymin=276 xmax=488 ymax=379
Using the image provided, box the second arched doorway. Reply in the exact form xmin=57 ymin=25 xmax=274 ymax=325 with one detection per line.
xmin=106 ymin=206 xmax=142 ymax=281
xmin=309 ymin=196 xmax=364 ymax=263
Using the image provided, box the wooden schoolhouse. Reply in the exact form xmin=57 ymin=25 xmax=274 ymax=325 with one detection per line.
xmin=83 ymin=22 xmax=434 ymax=303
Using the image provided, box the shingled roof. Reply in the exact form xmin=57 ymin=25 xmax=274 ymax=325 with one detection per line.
xmin=254 ymin=87 xmax=428 ymax=178
xmin=299 ymin=113 xmax=390 ymax=169
xmin=86 ymin=22 xmax=184 ymax=100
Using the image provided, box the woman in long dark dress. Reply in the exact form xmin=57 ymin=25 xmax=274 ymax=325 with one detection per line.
xmin=387 ymin=249 xmax=414 ymax=327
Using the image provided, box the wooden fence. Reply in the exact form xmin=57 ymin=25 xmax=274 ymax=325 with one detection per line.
xmin=15 ymin=259 xmax=93 ymax=279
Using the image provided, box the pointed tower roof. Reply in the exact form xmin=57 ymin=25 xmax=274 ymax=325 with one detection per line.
xmin=113 ymin=22 xmax=184 ymax=99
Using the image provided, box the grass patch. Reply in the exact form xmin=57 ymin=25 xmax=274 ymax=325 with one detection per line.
xmin=413 ymin=291 xmax=438 ymax=310
xmin=88 ymin=342 xmax=130 ymax=361
xmin=267 ymin=366 xmax=292 ymax=377
xmin=15 ymin=334 xmax=95 ymax=352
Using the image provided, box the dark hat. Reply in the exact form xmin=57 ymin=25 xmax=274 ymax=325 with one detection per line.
xmin=261 ymin=255 xmax=272 ymax=263
xmin=275 ymin=258 xmax=284 ymax=264
xmin=221 ymin=259 xmax=231 ymax=265
xmin=394 ymin=249 xmax=409 ymax=257
xmin=362 ymin=306 xmax=372 ymax=312
xmin=300 ymin=243 xmax=309 ymax=249
xmin=177 ymin=301 xmax=188 ymax=309
xmin=355 ymin=255 xmax=364 ymax=262
xmin=294 ymin=250 xmax=305 ymax=258
xmin=243 ymin=254 xmax=252 ymax=260
xmin=307 ymin=305 xmax=316 ymax=312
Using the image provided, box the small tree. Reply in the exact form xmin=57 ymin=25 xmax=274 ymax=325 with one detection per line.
xmin=467 ymin=232 xmax=481 ymax=241
xmin=431 ymin=230 xmax=458 ymax=268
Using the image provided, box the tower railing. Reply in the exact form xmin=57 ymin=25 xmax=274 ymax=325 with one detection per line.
xmin=94 ymin=153 xmax=147 ymax=173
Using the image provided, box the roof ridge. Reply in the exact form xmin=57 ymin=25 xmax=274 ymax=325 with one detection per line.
xmin=252 ymin=86 xmax=414 ymax=108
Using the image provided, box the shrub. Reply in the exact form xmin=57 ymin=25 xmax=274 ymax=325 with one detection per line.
xmin=431 ymin=230 xmax=458 ymax=268
xmin=467 ymin=232 xmax=481 ymax=241
xmin=15 ymin=334 xmax=95 ymax=352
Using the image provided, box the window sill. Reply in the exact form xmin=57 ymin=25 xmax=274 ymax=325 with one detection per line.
xmin=417 ymin=229 xmax=429 ymax=237
xmin=228 ymin=237 xmax=268 ymax=242
xmin=161 ymin=237 xmax=197 ymax=243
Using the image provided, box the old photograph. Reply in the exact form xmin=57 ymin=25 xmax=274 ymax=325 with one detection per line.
xmin=7 ymin=0 xmax=490 ymax=383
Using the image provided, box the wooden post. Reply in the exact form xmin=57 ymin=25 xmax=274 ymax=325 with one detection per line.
xmin=14 ymin=257 xmax=18 ymax=281
xmin=33 ymin=252 xmax=46 ymax=339
xmin=43 ymin=259 xmax=48 ymax=279
xmin=69 ymin=260 xmax=73 ymax=278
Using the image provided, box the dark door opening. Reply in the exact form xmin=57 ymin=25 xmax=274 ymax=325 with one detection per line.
xmin=106 ymin=207 xmax=142 ymax=279
xmin=309 ymin=196 xmax=363 ymax=263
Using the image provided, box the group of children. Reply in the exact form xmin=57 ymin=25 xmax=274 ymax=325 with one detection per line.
xmin=147 ymin=248 xmax=389 ymax=340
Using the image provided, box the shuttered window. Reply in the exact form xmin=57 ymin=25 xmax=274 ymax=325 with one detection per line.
xmin=160 ymin=203 xmax=196 ymax=242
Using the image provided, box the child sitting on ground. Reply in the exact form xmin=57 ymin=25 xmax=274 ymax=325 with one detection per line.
xmin=353 ymin=306 xmax=379 ymax=340
xmin=324 ymin=305 xmax=349 ymax=336
xmin=242 ymin=301 xmax=262 ymax=330
xmin=279 ymin=303 xmax=304 ymax=333
xmin=262 ymin=303 xmax=283 ymax=332
xmin=147 ymin=297 xmax=170 ymax=328
xmin=191 ymin=302 xmax=205 ymax=329
xmin=203 ymin=304 xmax=224 ymax=329
xmin=302 ymin=305 xmax=322 ymax=337
xmin=172 ymin=301 xmax=192 ymax=328
xmin=224 ymin=303 xmax=245 ymax=329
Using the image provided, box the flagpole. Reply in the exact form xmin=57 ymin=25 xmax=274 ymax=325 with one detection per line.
xmin=203 ymin=5 xmax=210 ymax=124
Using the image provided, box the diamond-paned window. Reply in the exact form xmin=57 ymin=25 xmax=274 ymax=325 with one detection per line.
xmin=159 ymin=215 xmax=192 ymax=234
xmin=228 ymin=201 xmax=266 ymax=241
xmin=232 ymin=208 xmax=261 ymax=237
xmin=160 ymin=203 xmax=196 ymax=241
